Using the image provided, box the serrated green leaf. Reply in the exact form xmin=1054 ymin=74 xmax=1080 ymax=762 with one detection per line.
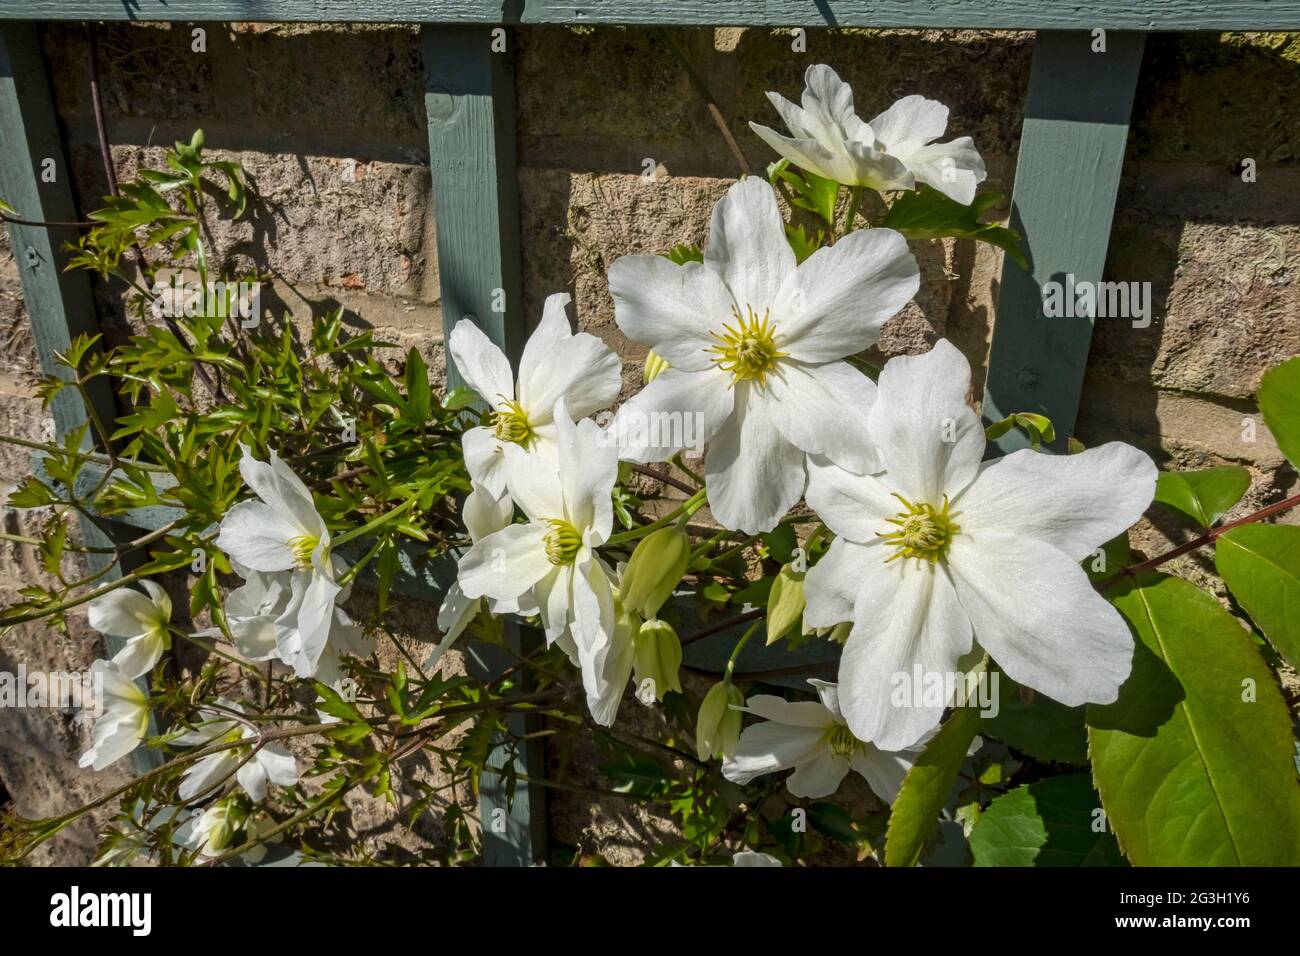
xmin=883 ymin=186 xmax=1027 ymax=268
xmin=1153 ymin=467 xmax=1251 ymax=529
xmin=1259 ymin=356 xmax=1300 ymax=467
xmin=1088 ymin=573 xmax=1300 ymax=865
xmin=663 ymin=243 xmax=704 ymax=265
xmin=884 ymin=705 xmax=981 ymax=867
xmin=970 ymin=773 xmax=1125 ymax=866
xmin=1216 ymin=523 xmax=1300 ymax=670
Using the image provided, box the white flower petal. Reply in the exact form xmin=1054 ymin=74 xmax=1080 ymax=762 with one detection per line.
xmin=704 ymin=387 xmax=806 ymax=535
xmin=138 ymin=580 xmax=172 ymax=623
xmin=255 ymin=743 xmax=300 ymax=787
xmin=517 ymin=293 xmax=622 ymax=421
xmin=277 ymin=569 xmax=341 ymax=678
xmin=839 ymin=561 xmax=973 ymax=751
xmin=215 ymin=501 xmax=301 ymax=573
xmin=804 ymin=458 xmax=900 ymax=544
xmin=722 ymin=720 xmax=826 ymax=785
xmin=850 ymin=743 xmax=918 ymax=804
xmin=764 ymin=361 xmax=881 ymax=473
xmin=555 ymin=404 xmax=617 ymax=543
xmin=786 ymin=750 xmax=851 ymax=798
xmin=704 ymin=177 xmax=795 ymax=310
xmin=87 ymin=587 xmax=165 ymax=639
xmin=868 ymin=339 xmax=985 ymax=505
xmin=178 ymin=751 xmax=241 ymax=802
xmin=957 ymin=443 xmax=1157 ymax=561
xmin=448 ymin=319 xmax=515 ymax=406
xmin=739 ymin=693 xmax=835 ymax=729
xmin=902 ymin=137 xmax=986 ymax=204
xmin=110 ymin=631 xmax=165 ymax=680
xmin=868 ymin=94 xmax=949 ymax=152
xmin=947 ymin=531 xmax=1133 ymax=707
xmin=457 ymin=523 xmax=552 ymax=602
xmin=776 ymin=227 xmax=918 ymax=363
xmin=501 ymin=443 xmax=565 ymax=522
xmin=462 ymin=485 xmax=515 ymax=543
xmin=236 ymin=760 xmax=269 ymax=803
xmin=608 ymin=255 xmax=734 ymax=372
xmin=803 ymin=537 xmax=893 ymax=630
xmin=462 ymin=426 xmax=508 ymax=500
xmin=608 ymin=365 xmax=734 ymax=464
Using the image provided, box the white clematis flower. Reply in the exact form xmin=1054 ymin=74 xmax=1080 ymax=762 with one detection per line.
xmin=723 ymin=679 xmax=925 ymax=802
xmin=457 ymin=399 xmax=621 ymax=723
xmin=608 ymin=176 xmax=919 ymax=534
xmin=428 ymin=485 xmax=538 ymax=669
xmin=173 ymin=700 xmax=299 ymax=803
xmin=198 ymin=560 xmax=371 ymax=686
xmin=87 ymin=580 xmax=172 ymax=679
xmin=449 ymin=292 xmax=621 ymax=501
xmin=77 ymin=659 xmax=150 ymax=771
xmin=802 ymin=339 xmax=1157 ymax=750
xmin=750 ymin=64 xmax=987 ymax=204
xmin=215 ymin=447 xmax=340 ymax=677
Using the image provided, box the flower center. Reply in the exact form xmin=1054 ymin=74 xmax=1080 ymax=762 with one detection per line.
xmin=543 ymin=519 xmax=582 ymax=566
xmin=492 ymin=399 xmax=534 ymax=445
xmin=878 ymin=494 xmax=960 ymax=563
xmin=288 ymin=533 xmax=319 ymax=568
xmin=825 ymin=723 xmax=859 ymax=758
xmin=707 ymin=304 xmax=787 ymax=389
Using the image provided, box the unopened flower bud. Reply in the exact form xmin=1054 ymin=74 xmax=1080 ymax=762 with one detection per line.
xmin=765 ymin=563 xmax=806 ymax=645
xmin=621 ymin=526 xmax=690 ymax=619
xmin=634 ymin=618 xmax=683 ymax=701
xmin=696 ymin=681 xmax=744 ymax=761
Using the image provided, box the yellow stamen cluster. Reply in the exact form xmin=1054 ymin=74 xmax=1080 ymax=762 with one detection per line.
xmin=878 ymin=493 xmax=960 ymax=564
xmin=492 ymin=399 xmax=534 ymax=446
xmin=707 ymin=304 xmax=787 ymax=389
xmin=288 ymin=534 xmax=319 ymax=568
xmin=825 ymin=723 xmax=860 ymax=758
xmin=543 ymin=519 xmax=582 ymax=566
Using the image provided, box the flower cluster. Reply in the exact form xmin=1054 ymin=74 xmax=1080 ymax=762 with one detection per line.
xmin=437 ymin=64 xmax=1157 ymax=805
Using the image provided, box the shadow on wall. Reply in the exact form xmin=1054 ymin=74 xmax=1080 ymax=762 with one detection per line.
xmin=1078 ymin=32 xmax=1300 ymax=478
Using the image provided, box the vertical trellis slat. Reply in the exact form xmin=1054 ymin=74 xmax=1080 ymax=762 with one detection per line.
xmin=421 ymin=24 xmax=546 ymax=866
xmin=0 ymin=22 xmax=161 ymax=774
xmin=981 ymin=30 xmax=1146 ymax=455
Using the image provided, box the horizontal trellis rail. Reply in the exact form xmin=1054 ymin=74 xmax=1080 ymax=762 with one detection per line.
xmin=2 ymin=1 xmax=1299 ymax=29
xmin=4 ymin=2 xmax=1297 ymax=866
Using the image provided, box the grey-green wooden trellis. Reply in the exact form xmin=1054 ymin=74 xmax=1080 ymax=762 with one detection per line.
xmin=3 ymin=1 xmax=1298 ymax=866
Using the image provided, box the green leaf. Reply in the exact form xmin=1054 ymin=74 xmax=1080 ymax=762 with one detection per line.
xmin=1088 ymin=573 xmax=1300 ymax=865
xmin=403 ymin=347 xmax=431 ymax=421
xmin=663 ymin=243 xmax=703 ymax=265
xmin=441 ymin=385 xmax=480 ymax=411
xmin=1258 ymin=356 xmax=1300 ymax=466
xmin=970 ymin=774 xmax=1125 ymax=867
xmin=884 ymin=705 xmax=981 ymax=867
xmin=981 ymin=674 xmax=1088 ymax=765
xmin=783 ymin=223 xmax=824 ymax=264
xmin=767 ymin=159 xmax=838 ymax=226
xmin=1153 ymin=466 xmax=1251 ymax=529
xmin=985 ymin=412 xmax=1055 ymax=449
xmin=1216 ymin=523 xmax=1300 ymax=670
xmin=883 ymin=186 xmax=1027 ymax=269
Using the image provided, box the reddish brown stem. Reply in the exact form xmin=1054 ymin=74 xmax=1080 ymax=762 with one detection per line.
xmin=1100 ymin=491 xmax=1300 ymax=590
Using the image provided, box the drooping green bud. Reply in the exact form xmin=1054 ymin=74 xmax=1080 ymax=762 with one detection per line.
xmin=643 ymin=349 xmax=670 ymax=384
xmin=634 ymin=618 xmax=683 ymax=701
xmin=620 ymin=526 xmax=690 ymax=619
xmin=696 ymin=681 xmax=744 ymax=761
xmin=765 ymin=563 xmax=806 ymax=646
